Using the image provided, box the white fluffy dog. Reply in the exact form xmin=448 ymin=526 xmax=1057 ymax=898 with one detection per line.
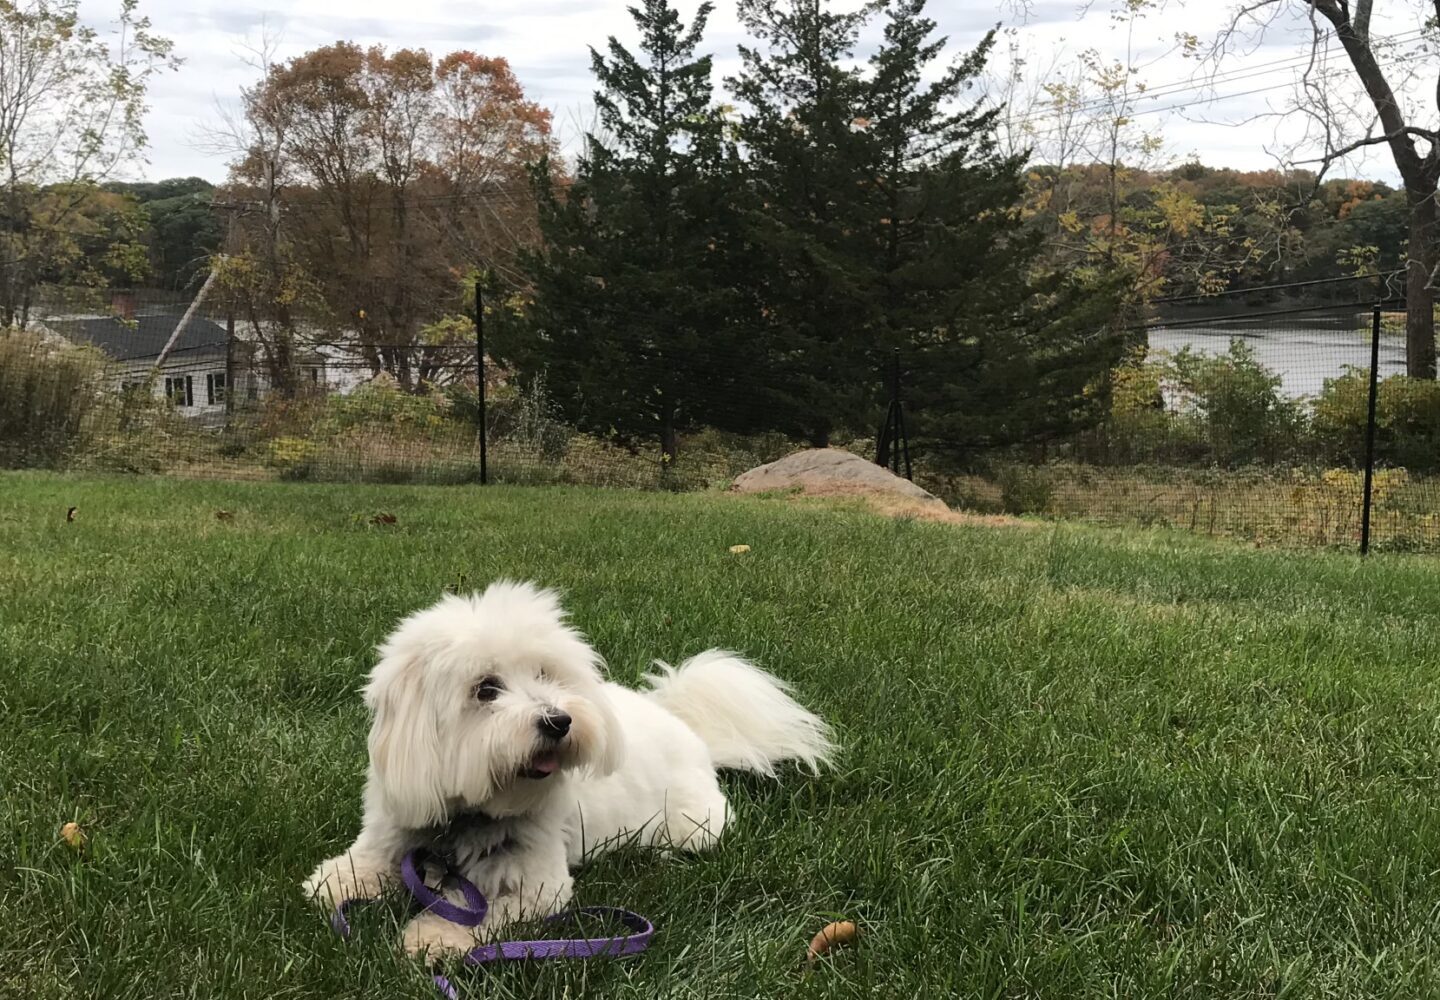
xmin=303 ymin=580 xmax=834 ymax=956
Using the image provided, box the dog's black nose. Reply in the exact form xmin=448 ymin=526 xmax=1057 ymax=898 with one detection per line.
xmin=537 ymin=711 xmax=572 ymax=740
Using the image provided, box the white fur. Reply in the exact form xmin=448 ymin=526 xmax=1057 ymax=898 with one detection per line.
xmin=303 ymin=580 xmax=834 ymax=957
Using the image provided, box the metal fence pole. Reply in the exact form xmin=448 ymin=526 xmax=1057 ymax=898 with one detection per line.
xmin=1360 ymin=303 xmax=1382 ymax=555
xmin=875 ymin=353 xmax=894 ymax=469
xmin=890 ymin=350 xmax=901 ymax=476
xmin=894 ymin=348 xmax=912 ymax=481
xmin=224 ymin=304 xmax=235 ymax=420
xmin=475 ymin=277 xmax=488 ymax=486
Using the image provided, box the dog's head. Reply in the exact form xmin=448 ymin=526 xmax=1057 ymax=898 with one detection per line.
xmin=361 ymin=581 xmax=623 ymax=827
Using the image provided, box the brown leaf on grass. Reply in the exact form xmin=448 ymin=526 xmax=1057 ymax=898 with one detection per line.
xmin=66 ymin=507 xmax=77 ymax=523
xmin=215 ymin=510 xmax=235 ymax=521
xmin=806 ymin=920 xmax=860 ymax=966
xmin=370 ymin=513 xmax=398 ymax=526
xmin=60 ymin=821 xmax=86 ymax=849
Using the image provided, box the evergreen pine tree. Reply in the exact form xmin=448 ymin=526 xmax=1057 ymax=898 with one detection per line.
xmin=859 ymin=0 xmax=1127 ymax=466
xmin=504 ymin=0 xmax=740 ymax=461
xmin=729 ymin=0 xmax=883 ymax=446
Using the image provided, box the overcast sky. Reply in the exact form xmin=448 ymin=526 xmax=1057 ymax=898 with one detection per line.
xmin=91 ymin=0 xmax=1437 ymax=185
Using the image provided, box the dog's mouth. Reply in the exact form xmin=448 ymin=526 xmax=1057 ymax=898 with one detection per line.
xmin=520 ymin=751 xmax=561 ymax=780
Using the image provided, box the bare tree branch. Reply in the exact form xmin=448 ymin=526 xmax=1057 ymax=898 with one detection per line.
xmin=1352 ymin=0 xmax=1373 ymax=40
xmin=1293 ymin=125 xmax=1440 ymax=164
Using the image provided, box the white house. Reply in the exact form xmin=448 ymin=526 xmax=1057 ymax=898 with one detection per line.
xmin=59 ymin=303 xmax=329 ymax=425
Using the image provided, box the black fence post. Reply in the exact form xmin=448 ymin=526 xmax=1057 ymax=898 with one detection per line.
xmin=224 ymin=304 xmax=235 ymax=419
xmin=894 ymin=348 xmax=912 ymax=481
xmin=876 ymin=355 xmax=893 ymax=469
xmin=875 ymin=349 xmax=913 ymax=481
xmin=1360 ymin=303 xmax=1381 ymax=555
xmin=475 ymin=277 xmax=488 ymax=486
xmin=890 ymin=350 xmax=901 ymax=476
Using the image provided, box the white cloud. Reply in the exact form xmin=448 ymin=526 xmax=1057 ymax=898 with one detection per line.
xmin=76 ymin=0 xmax=1434 ymax=184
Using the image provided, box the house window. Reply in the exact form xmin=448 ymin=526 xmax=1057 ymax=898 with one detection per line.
xmin=207 ymin=372 xmax=227 ymax=405
xmin=307 ymin=366 xmax=321 ymax=385
xmin=164 ymin=375 xmax=193 ymax=407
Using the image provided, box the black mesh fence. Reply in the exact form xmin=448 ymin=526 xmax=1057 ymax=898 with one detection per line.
xmin=0 ymin=284 xmax=820 ymax=490
xmin=3 ymin=280 xmax=1438 ymax=553
xmin=910 ymin=300 xmax=1421 ymax=550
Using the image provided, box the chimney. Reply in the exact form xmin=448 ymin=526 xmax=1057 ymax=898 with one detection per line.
xmin=110 ymin=290 xmax=136 ymax=321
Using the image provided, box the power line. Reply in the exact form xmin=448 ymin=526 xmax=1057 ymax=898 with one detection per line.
xmin=1017 ymin=50 xmax=1415 ymax=143
xmin=1152 ymin=270 xmax=1404 ymax=305
xmin=1001 ymin=27 xmax=1427 ymax=129
xmin=1001 ymin=28 xmax=1429 ymax=135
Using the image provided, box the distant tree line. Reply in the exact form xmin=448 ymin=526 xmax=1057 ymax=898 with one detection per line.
xmin=1 ymin=0 xmax=1427 ymax=475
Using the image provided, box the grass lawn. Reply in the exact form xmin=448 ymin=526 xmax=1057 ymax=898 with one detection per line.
xmin=4 ymin=472 xmax=1440 ymax=999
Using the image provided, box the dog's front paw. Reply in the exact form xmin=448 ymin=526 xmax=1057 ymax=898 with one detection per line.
xmin=302 ymin=853 xmax=392 ymax=910
xmin=402 ymin=912 xmax=478 ymax=959
xmin=473 ymin=877 xmax=574 ymax=941
xmin=473 ymin=894 xmax=523 ymax=943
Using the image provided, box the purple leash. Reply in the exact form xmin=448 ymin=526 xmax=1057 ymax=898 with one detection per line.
xmin=330 ymin=848 xmax=654 ymax=999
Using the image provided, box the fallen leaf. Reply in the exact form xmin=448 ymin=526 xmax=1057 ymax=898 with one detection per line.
xmin=806 ymin=920 xmax=859 ymax=965
xmin=728 ymin=544 xmax=751 ymax=554
xmin=370 ymin=512 xmax=398 ymax=526
xmin=60 ymin=822 xmax=86 ymax=849
xmin=66 ymin=507 xmax=77 ymax=523
xmin=215 ymin=510 xmax=235 ymax=521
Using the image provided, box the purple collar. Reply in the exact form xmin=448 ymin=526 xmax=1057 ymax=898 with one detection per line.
xmin=330 ymin=846 xmax=653 ymax=998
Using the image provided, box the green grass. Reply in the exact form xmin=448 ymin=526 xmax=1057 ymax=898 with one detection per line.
xmin=4 ymin=472 xmax=1440 ymax=999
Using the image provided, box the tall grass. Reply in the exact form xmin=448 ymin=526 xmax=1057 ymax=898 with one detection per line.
xmin=0 ymin=329 xmax=112 ymax=467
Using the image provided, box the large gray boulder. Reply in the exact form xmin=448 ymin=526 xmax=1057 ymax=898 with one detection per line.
xmin=732 ymin=448 xmax=947 ymax=509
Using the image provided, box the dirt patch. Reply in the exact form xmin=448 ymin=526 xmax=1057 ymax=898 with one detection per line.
xmin=782 ymin=484 xmax=1030 ymax=527
xmin=733 ymin=448 xmax=945 ymax=504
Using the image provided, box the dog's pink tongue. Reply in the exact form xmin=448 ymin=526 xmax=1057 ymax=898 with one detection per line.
xmin=531 ymin=754 xmax=560 ymax=775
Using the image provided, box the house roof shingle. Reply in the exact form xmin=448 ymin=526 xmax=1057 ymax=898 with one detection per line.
xmin=64 ymin=312 xmax=229 ymax=363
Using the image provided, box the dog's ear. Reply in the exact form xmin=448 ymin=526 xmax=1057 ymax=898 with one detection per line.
xmin=588 ymin=687 xmax=625 ymax=778
xmin=363 ymin=654 xmax=447 ymax=828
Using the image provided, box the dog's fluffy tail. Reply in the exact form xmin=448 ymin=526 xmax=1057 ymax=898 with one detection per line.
xmin=644 ymin=650 xmax=835 ymax=775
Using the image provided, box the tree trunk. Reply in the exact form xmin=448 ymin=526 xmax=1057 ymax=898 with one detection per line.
xmin=1405 ymin=185 xmax=1438 ymax=379
xmin=272 ymin=334 xmax=295 ymax=398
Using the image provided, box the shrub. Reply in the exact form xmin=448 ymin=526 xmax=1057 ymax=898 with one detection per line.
xmin=266 ymin=436 xmax=317 ymax=480
xmin=249 ymin=393 xmax=330 ymax=441
xmin=1376 ymin=377 xmax=1440 ymax=471
xmin=335 ymin=377 xmax=451 ymax=430
xmin=1313 ymin=371 xmax=1440 ymax=473
xmin=310 ymin=427 xmax=481 ymax=484
xmin=0 ymin=328 xmax=113 ymax=467
xmin=483 ymin=376 xmax=571 ymax=461
xmin=997 ymin=465 xmax=1054 ymax=515
xmin=1311 ymin=367 xmax=1370 ymax=463
xmin=1093 ymin=347 xmax=1205 ymax=463
xmin=1168 ymin=340 xmax=1306 ymax=465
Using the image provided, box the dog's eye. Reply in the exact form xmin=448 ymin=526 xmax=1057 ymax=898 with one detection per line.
xmin=472 ymin=677 xmax=504 ymax=702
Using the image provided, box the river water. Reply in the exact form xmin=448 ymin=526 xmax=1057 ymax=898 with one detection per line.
xmin=1147 ymin=314 xmax=1407 ymax=400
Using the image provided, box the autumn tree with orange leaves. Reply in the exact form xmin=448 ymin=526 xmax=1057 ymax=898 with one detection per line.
xmin=220 ymin=43 xmax=552 ymax=389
